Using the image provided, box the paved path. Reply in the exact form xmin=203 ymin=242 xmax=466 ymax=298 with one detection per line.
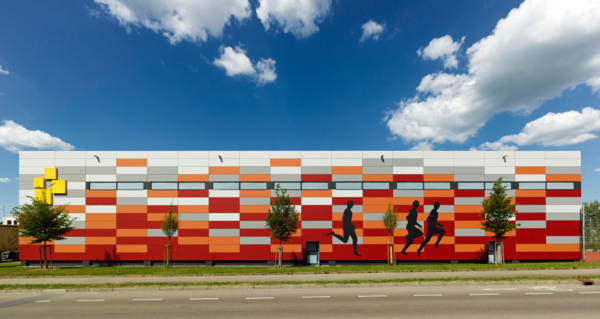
xmin=1 ymin=268 xmax=599 ymax=285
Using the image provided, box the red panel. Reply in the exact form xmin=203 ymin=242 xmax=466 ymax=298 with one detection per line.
xmin=178 ymin=252 xmax=209 ymax=260
xmin=517 ymin=236 xmax=546 ymax=244
xmin=454 ymin=190 xmax=485 ymax=197
xmin=546 ymin=228 xmax=580 ymax=236
xmin=302 ymin=205 xmax=332 ymax=213
xmin=117 ymin=237 xmax=148 ymax=245
xmin=53 ymin=252 xmax=86 ymax=261
xmin=332 ymin=198 xmax=363 ymax=205
xmin=287 ymin=197 xmax=302 ymax=205
xmin=117 ymin=213 xmax=146 ymax=221
xmin=147 ymin=221 xmax=162 ymax=228
xmin=547 ymin=221 xmax=580 ymax=229
xmin=425 ymin=197 xmax=454 ymax=205
xmin=118 ymin=253 xmax=148 ymax=261
xmin=364 ymin=229 xmax=391 ymax=236
xmin=148 ymin=205 xmax=178 ymax=213
xmin=455 ymin=252 xmax=485 ymax=261
xmin=209 ymin=198 xmax=239 ymax=206
xmin=455 ymin=213 xmax=482 ymax=221
xmin=86 ymin=197 xmax=116 ymax=205
xmin=209 ymin=221 xmax=239 ymax=229
xmin=363 ymin=190 xmax=393 ymax=197
xmin=516 ymin=229 xmax=546 ymax=237
xmin=394 ymin=205 xmax=424 ymax=213
xmin=394 ymin=175 xmax=423 ymax=182
xmin=546 ymin=190 xmax=581 ymax=197
xmin=240 ymin=229 xmax=270 ymax=236
xmin=208 ymin=253 xmax=240 ymax=261
xmin=301 ymin=174 xmax=332 ymax=182
xmin=302 ymin=211 xmax=332 ymax=221
xmin=148 ymin=237 xmax=178 ymax=245
xmin=547 ymin=252 xmax=580 ymax=260
xmin=423 ymin=244 xmax=455 ymax=252
xmin=302 ymin=229 xmax=330 ymax=237
xmin=178 ymin=190 xmax=208 ymax=197
xmin=517 ymin=213 xmax=546 ymax=220
xmin=179 ymin=229 xmax=209 ymax=237
xmin=517 ymin=252 xmax=546 ymax=260
xmin=86 ymin=229 xmax=117 ymax=237
xmin=64 ymin=229 xmax=86 ymax=237
xmin=240 ymin=245 xmax=271 ymax=253
xmin=86 ymin=245 xmax=117 ymax=253
xmin=240 ymin=213 xmax=268 ymax=221
xmin=515 ymin=197 xmax=546 ymax=205
xmin=455 ymin=236 xmax=486 ymax=244
xmin=178 ymin=245 xmax=208 ymax=253
xmin=208 ymin=205 xmax=240 ymax=213
xmin=117 ymin=221 xmax=148 ymax=229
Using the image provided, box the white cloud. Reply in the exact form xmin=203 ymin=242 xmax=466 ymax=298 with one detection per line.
xmin=213 ymin=46 xmax=277 ymax=85
xmin=0 ymin=178 xmax=10 ymax=183
xmin=256 ymin=0 xmax=332 ymax=39
xmin=386 ymin=0 xmax=600 ymax=148
xmin=410 ymin=141 xmax=434 ymax=151
xmin=0 ymin=120 xmax=75 ymax=153
xmin=473 ymin=107 xmax=600 ymax=150
xmin=0 ymin=65 xmax=8 ymax=75
xmin=94 ymin=0 xmax=251 ymax=44
xmin=595 ymin=168 xmax=600 ymax=172
xmin=417 ymin=35 xmax=464 ymax=69
xmin=359 ymin=20 xmax=385 ymax=42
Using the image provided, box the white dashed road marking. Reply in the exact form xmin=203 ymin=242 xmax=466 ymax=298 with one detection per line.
xmin=481 ymin=288 xmax=517 ymax=291
xmin=579 ymin=292 xmax=600 ymax=294
xmin=34 ymin=300 xmax=50 ymax=303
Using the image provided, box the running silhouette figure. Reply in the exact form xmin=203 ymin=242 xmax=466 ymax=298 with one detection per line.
xmin=327 ymin=200 xmax=361 ymax=256
xmin=400 ymin=200 xmax=423 ymax=256
xmin=416 ymin=201 xmax=445 ymax=257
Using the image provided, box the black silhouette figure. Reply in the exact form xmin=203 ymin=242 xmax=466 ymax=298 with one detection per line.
xmin=416 ymin=201 xmax=445 ymax=257
xmin=400 ymin=200 xmax=423 ymax=256
xmin=327 ymin=200 xmax=361 ymax=256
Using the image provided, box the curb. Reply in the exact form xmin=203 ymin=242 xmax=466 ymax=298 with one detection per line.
xmin=0 ymin=280 xmax=586 ymax=294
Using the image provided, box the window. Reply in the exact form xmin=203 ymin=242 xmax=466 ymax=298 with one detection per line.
xmin=485 ymin=182 xmax=512 ymax=190
xmin=424 ymin=182 xmax=451 ymax=190
xmin=178 ymin=182 xmax=205 ymax=190
xmin=213 ymin=182 xmax=239 ymax=190
xmin=240 ymin=182 xmax=267 ymax=190
xmin=152 ymin=182 xmax=178 ymax=190
xmin=397 ymin=182 xmax=423 ymax=190
xmin=336 ymin=182 xmax=362 ymax=190
xmin=546 ymin=182 xmax=574 ymax=190
xmin=458 ymin=182 xmax=484 ymax=190
xmin=302 ymin=182 xmax=328 ymax=190
xmin=519 ymin=182 xmax=545 ymax=190
xmin=118 ymin=182 xmax=144 ymax=190
xmin=90 ymin=182 xmax=116 ymax=190
xmin=275 ymin=182 xmax=301 ymax=190
xmin=6 ymin=220 xmax=11 ymax=225
xmin=363 ymin=182 xmax=389 ymax=190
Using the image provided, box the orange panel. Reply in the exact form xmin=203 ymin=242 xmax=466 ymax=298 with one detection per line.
xmin=301 ymin=190 xmax=332 ymax=197
xmin=455 ymin=221 xmax=482 ymax=228
xmin=180 ymin=221 xmax=209 ymax=229
xmin=363 ymin=205 xmax=389 ymax=213
xmin=455 ymin=244 xmax=485 ymax=252
xmin=546 ymin=244 xmax=580 ymax=252
xmin=332 ymin=166 xmax=362 ymax=174
xmin=239 ymin=174 xmax=270 ymax=182
xmin=117 ymin=245 xmax=147 ymax=253
xmin=424 ymin=190 xmax=454 ymax=197
xmin=423 ymin=174 xmax=454 ymax=182
xmin=393 ymin=229 xmax=408 ymax=236
xmin=270 ymin=159 xmax=301 ymax=166
xmin=87 ymin=237 xmax=117 ymax=245
xmin=240 ymin=190 xmax=271 ymax=198
xmin=209 ymin=245 xmax=240 ymax=253
xmin=438 ymin=213 xmax=454 ymax=221
xmin=546 ymin=174 xmax=581 ymax=182
xmin=178 ymin=174 xmax=209 ymax=182
xmin=179 ymin=205 xmax=209 ymax=213
xmin=363 ymin=237 xmax=391 ymax=245
xmin=65 ymin=205 xmax=86 ymax=213
xmin=209 ymin=166 xmax=240 ymax=175
xmin=363 ymin=221 xmax=385 ymax=228
xmin=363 ymin=174 xmax=393 ymax=181
xmin=117 ymin=229 xmax=147 ymax=237
xmin=454 ymin=205 xmax=483 ymax=213
xmin=86 ymin=214 xmax=116 ymax=221
xmin=209 ymin=237 xmax=240 ymax=245
xmin=439 ymin=236 xmax=455 ymax=245
xmin=55 ymin=245 xmax=85 ymax=253
xmin=515 ymin=167 xmax=545 ymax=174
xmin=516 ymin=244 xmax=546 ymax=252
xmin=270 ymin=244 xmax=302 ymax=253
xmin=394 ymin=244 xmax=419 ymax=253
xmin=515 ymin=190 xmax=546 ymax=197
xmin=148 ymin=213 xmax=167 ymax=221
xmin=117 ymin=205 xmax=147 ymax=213
xmin=147 ymin=190 xmax=178 ymax=198
xmin=240 ymin=205 xmax=270 ymax=213
xmin=86 ymin=221 xmax=116 ymax=229
xmin=320 ymin=244 xmax=333 ymax=253
xmin=292 ymin=229 xmax=302 ymax=237
xmin=179 ymin=237 xmax=209 ymax=245
xmin=117 ymin=159 xmax=147 ymax=167
xmin=86 ymin=190 xmax=116 ymax=198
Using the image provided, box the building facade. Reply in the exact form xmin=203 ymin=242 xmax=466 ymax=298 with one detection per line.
xmin=18 ymin=151 xmax=581 ymax=264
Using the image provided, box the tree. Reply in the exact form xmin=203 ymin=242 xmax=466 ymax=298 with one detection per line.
xmin=479 ymin=177 xmax=519 ymax=265
xmin=583 ymin=200 xmax=600 ymax=248
xmin=11 ymin=192 xmax=75 ymax=269
xmin=160 ymin=203 xmax=179 ymax=269
xmin=381 ymin=202 xmax=399 ymax=265
xmin=265 ymin=184 xmax=300 ymax=268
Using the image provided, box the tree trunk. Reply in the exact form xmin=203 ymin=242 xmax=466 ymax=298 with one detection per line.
xmin=43 ymin=241 xmax=48 ymax=269
xmin=278 ymin=239 xmax=283 ymax=269
xmin=38 ymin=245 xmax=43 ymax=269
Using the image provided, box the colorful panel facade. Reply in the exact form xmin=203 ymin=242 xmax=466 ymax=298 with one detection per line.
xmin=18 ymin=151 xmax=582 ymax=263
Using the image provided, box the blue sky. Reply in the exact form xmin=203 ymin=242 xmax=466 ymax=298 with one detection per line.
xmin=1 ymin=0 xmax=599 ymax=213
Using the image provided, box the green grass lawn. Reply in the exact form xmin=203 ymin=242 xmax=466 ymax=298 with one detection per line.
xmin=0 ymin=261 xmax=598 ymax=277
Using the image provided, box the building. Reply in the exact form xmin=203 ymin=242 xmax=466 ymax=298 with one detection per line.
xmin=2 ymin=217 xmax=17 ymax=226
xmin=18 ymin=151 xmax=581 ymax=265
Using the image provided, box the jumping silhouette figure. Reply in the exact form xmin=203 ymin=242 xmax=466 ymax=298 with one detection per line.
xmin=416 ymin=201 xmax=445 ymax=257
xmin=327 ymin=200 xmax=361 ymax=256
xmin=400 ymin=200 xmax=423 ymax=256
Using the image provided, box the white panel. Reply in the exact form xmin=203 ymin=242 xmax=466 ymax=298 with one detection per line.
xmin=55 ymin=159 xmax=86 ymax=166
xmin=85 ymin=151 xmax=117 ymax=158
xmin=85 ymin=158 xmax=117 ymax=167
xmin=546 ymin=205 xmax=582 ymax=213
xmin=332 ymin=159 xmax=363 ymax=166
xmin=86 ymin=175 xmax=117 ymax=181
xmin=148 ymin=198 xmax=178 ymax=205
xmin=68 ymin=213 xmax=86 ymax=221
xmin=514 ymin=151 xmax=546 ymax=159
xmin=86 ymin=206 xmax=117 ymax=213
xmin=20 ymin=159 xmax=55 ymax=167
xmin=208 ymin=158 xmax=240 ymax=166
xmin=209 ymin=213 xmax=240 ymax=221
xmin=178 ymin=151 xmax=208 ymax=158
xmin=515 ymin=174 xmax=545 ymax=181
xmin=178 ymin=159 xmax=209 ymax=166
xmin=545 ymin=159 xmax=580 ymax=166
xmin=363 ymin=151 xmax=392 ymax=159
xmin=19 ymin=190 xmax=36 ymax=197
xmin=545 ymin=151 xmax=580 ymax=159
xmin=117 ymin=167 xmax=147 ymax=175
xmin=178 ymin=197 xmax=209 ymax=206
xmin=424 ymin=151 xmax=454 ymax=159
xmin=301 ymin=151 xmax=332 ymax=159
xmin=209 ymin=190 xmax=240 ymax=197
xmin=485 ymin=158 xmax=515 ymax=166
xmin=54 ymin=197 xmax=85 ymax=205
xmin=392 ymin=151 xmax=423 ymax=159
xmin=117 ymin=190 xmax=147 ymax=197
xmin=332 ymin=190 xmax=363 ymax=197
xmin=116 ymin=151 xmax=147 ymax=158
xmin=270 ymin=151 xmax=301 ymax=158
xmin=239 ymin=151 xmax=271 ymax=159
xmin=302 ymin=159 xmax=332 ymax=166
xmin=302 ymin=197 xmax=333 ymax=205
xmin=332 ymin=151 xmax=363 ymax=158
xmin=19 ymin=167 xmax=45 ymax=174
xmin=147 ymin=151 xmax=178 ymax=159
xmin=68 ymin=182 xmax=86 ymax=190
xmin=147 ymin=159 xmax=178 ymax=166
xmin=19 ymin=151 xmax=55 ymax=159
xmin=270 ymin=167 xmax=301 ymax=174
xmin=515 ymin=159 xmax=545 ymax=166
xmin=240 ymin=158 xmax=270 ymax=166
xmin=393 ymin=167 xmax=424 ymax=174
xmin=485 ymin=151 xmax=515 ymax=158
xmin=55 ymin=151 xmax=85 ymax=159
xmin=454 ymin=159 xmax=484 ymax=167
xmin=454 ymin=151 xmax=484 ymax=159
xmin=484 ymin=167 xmax=515 ymax=174
xmin=178 ymin=167 xmax=209 ymax=174
xmin=19 ymin=197 xmax=33 ymax=205
xmin=209 ymin=151 xmax=240 ymax=159
xmin=424 ymin=159 xmax=454 ymax=166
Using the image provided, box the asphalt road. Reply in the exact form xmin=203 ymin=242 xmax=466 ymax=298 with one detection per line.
xmin=0 ymin=283 xmax=598 ymax=318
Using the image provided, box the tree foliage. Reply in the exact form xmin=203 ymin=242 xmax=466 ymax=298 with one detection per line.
xmin=160 ymin=203 xmax=180 ymax=246
xmin=480 ymin=178 xmax=520 ymax=241
xmin=381 ymin=202 xmax=399 ymax=243
xmin=584 ymin=200 xmax=600 ymax=222
xmin=265 ymin=184 xmax=300 ymax=246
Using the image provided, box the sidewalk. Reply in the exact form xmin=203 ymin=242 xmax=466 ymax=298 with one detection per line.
xmin=1 ymin=268 xmax=599 ymax=286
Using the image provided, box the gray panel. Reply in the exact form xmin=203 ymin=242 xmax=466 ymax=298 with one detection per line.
xmin=454 ymin=167 xmax=485 ymax=175
xmin=392 ymin=158 xmax=423 ymax=167
xmin=240 ymin=237 xmax=271 ymax=245
xmin=18 ymin=174 xmax=37 ymax=182
xmin=147 ymin=175 xmax=178 ymax=182
xmin=209 ymin=229 xmax=240 ymax=237
xmin=148 ymin=166 xmax=178 ymax=175
xmin=363 ymin=167 xmax=393 ymax=174
xmin=333 ymin=236 xmax=363 ymax=245
xmin=148 ymin=229 xmax=177 ymax=237
xmin=302 ymin=221 xmax=333 ymax=229
xmin=393 ymin=190 xmax=424 ymax=197
xmin=363 ymin=213 xmax=384 ymax=221
xmin=56 ymin=167 xmax=86 ymax=175
xmin=181 ymin=213 xmax=208 ymax=221
xmin=516 ymin=205 xmax=546 ymax=213
xmin=455 ymin=175 xmax=485 ymax=182
xmin=117 ymin=174 xmax=148 ymax=182
xmin=271 ymin=174 xmax=301 ymax=182
xmin=545 ymin=166 xmax=581 ymax=174
xmin=240 ymin=197 xmax=271 ymax=205
xmin=240 ymin=221 xmax=267 ymax=229
xmin=486 ymin=189 xmax=515 ymax=197
xmin=423 ymin=167 xmax=454 ymax=174
xmin=19 ymin=181 xmax=34 ymax=190
xmin=302 ymin=166 xmax=332 ymax=174
xmin=117 ymin=197 xmax=147 ymax=205
xmin=485 ymin=174 xmax=515 ymax=181
xmin=271 ymin=189 xmax=301 ymax=197
xmin=398 ymin=221 xmax=408 ymax=228
xmin=333 ymin=205 xmax=362 ymax=213
xmin=208 ymin=174 xmax=240 ymax=182
xmin=546 ymin=197 xmax=581 ymax=205
xmin=516 ymin=221 xmax=546 ymax=228
xmin=55 ymin=237 xmax=85 ymax=245
xmin=546 ymin=213 xmax=580 ymax=220
xmin=547 ymin=236 xmax=579 ymax=244
xmin=60 ymin=174 xmax=86 ymax=182
xmin=363 ymin=158 xmax=392 ymax=167
xmin=60 ymin=189 xmax=86 ymax=198
xmin=455 ymin=197 xmax=485 ymax=205
xmin=455 ymin=229 xmax=485 ymax=237
xmin=71 ymin=221 xmax=86 ymax=229
xmin=86 ymin=167 xmax=117 ymax=174
xmin=424 ymin=205 xmax=454 ymax=213
xmin=332 ymin=174 xmax=362 ymax=181
xmin=240 ymin=166 xmax=271 ymax=174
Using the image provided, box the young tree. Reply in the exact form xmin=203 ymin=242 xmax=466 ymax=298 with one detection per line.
xmin=265 ymin=184 xmax=300 ymax=268
xmin=480 ymin=178 xmax=520 ymax=265
xmin=381 ymin=202 xmax=399 ymax=265
xmin=160 ymin=203 xmax=179 ymax=269
xmin=11 ymin=192 xmax=75 ymax=269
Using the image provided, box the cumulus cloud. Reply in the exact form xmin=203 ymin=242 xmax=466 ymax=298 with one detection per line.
xmin=417 ymin=35 xmax=464 ymax=69
xmin=0 ymin=178 xmax=10 ymax=183
xmin=0 ymin=65 xmax=8 ymax=75
xmin=359 ymin=20 xmax=385 ymax=42
xmin=256 ymin=0 xmax=332 ymax=39
xmin=0 ymin=120 xmax=75 ymax=153
xmin=411 ymin=141 xmax=434 ymax=151
xmin=94 ymin=0 xmax=251 ymax=44
xmin=386 ymin=0 xmax=600 ymax=148
xmin=473 ymin=107 xmax=600 ymax=151
xmin=595 ymin=168 xmax=600 ymax=172
xmin=213 ymin=46 xmax=277 ymax=85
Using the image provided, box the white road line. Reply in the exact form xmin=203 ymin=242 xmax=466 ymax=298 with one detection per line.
xmin=133 ymin=299 xmax=163 ymax=301
xmin=525 ymin=293 xmax=553 ymax=295
xmin=246 ymin=297 xmax=274 ymax=300
xmin=481 ymin=288 xmax=517 ymax=291
xmin=77 ymin=300 xmax=105 ymax=302
xmin=35 ymin=300 xmax=50 ymax=303
xmin=469 ymin=294 xmax=499 ymax=296
xmin=414 ymin=294 xmax=443 ymax=297
xmin=358 ymin=295 xmax=387 ymax=298
xmin=190 ymin=298 xmax=219 ymax=300
xmin=579 ymin=292 xmax=600 ymax=294
xmin=302 ymin=296 xmax=330 ymax=299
